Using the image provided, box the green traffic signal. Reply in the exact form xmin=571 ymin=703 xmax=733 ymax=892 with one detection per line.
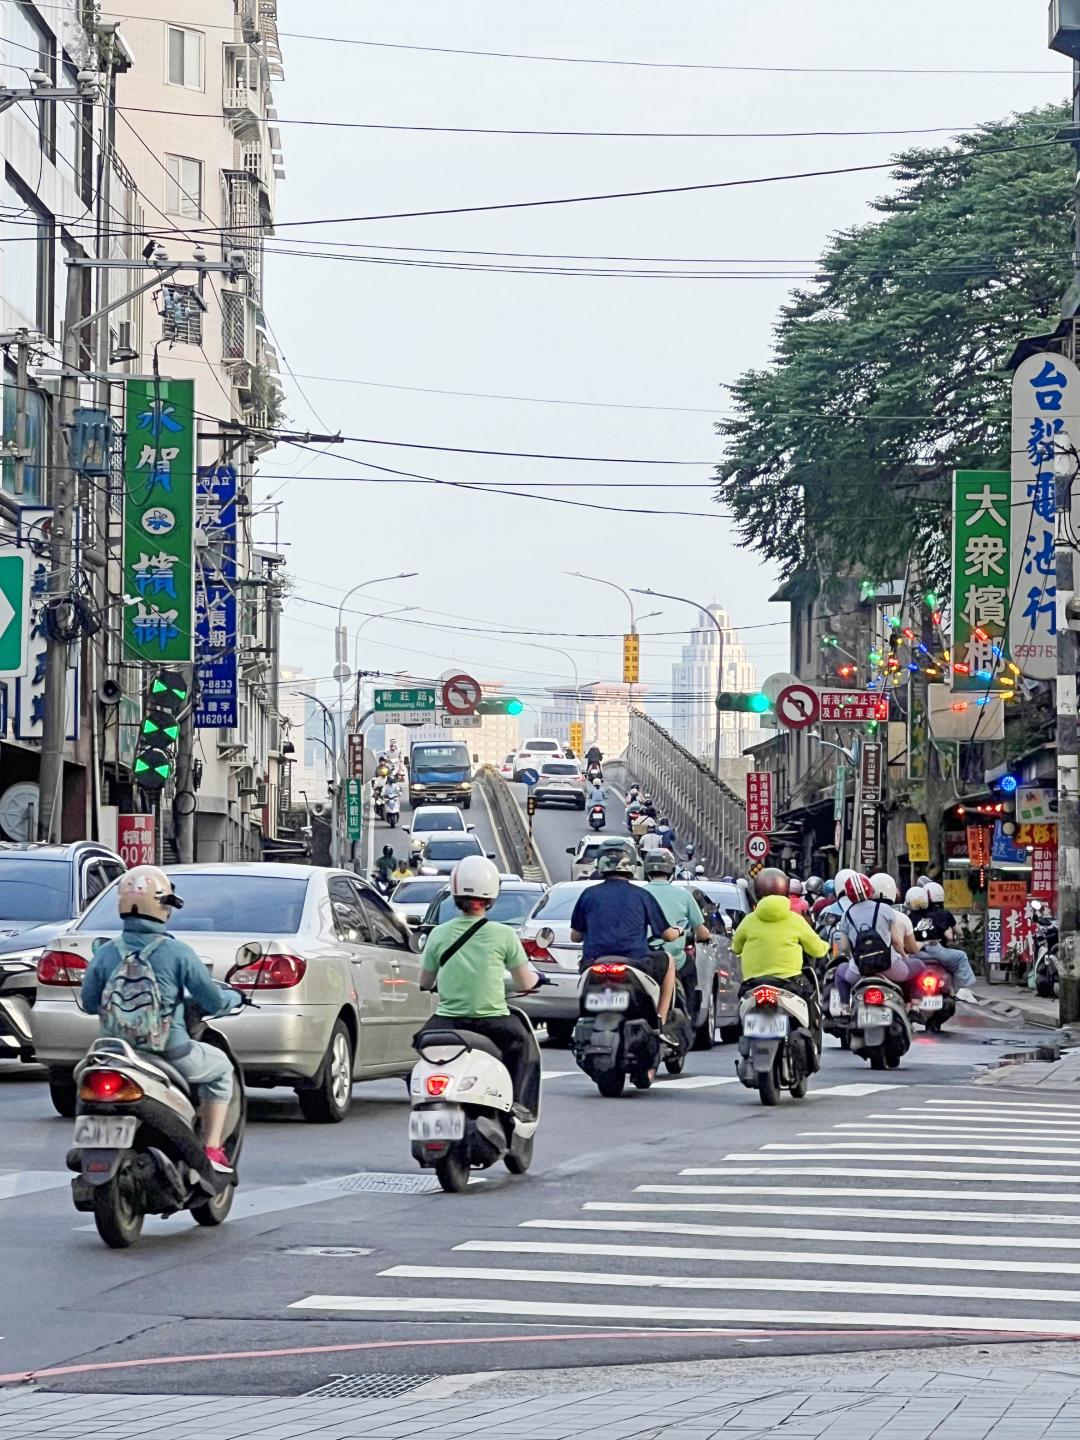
xmin=477 ymin=696 xmax=525 ymax=716
xmin=716 ymin=691 xmax=773 ymax=715
xmin=506 ymin=698 xmax=524 ymax=716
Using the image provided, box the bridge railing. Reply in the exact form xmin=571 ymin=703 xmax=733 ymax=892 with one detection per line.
xmin=474 ymin=767 xmax=546 ymax=882
xmin=626 ymin=710 xmax=745 ymax=877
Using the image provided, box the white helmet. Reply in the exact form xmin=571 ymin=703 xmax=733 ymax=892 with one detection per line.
xmin=834 ymin=867 xmax=856 ymax=897
xmin=925 ymin=880 xmax=946 ymax=905
xmin=117 ymin=865 xmax=182 ymax=923
xmin=450 ymin=855 xmax=500 ymax=903
xmin=870 ymin=872 xmax=898 ymax=903
xmin=906 ymin=886 xmax=929 ymax=910
xmin=694 ymin=863 xmax=706 ymax=876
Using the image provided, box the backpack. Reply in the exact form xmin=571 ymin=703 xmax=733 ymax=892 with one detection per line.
xmin=99 ymin=936 xmax=173 ymax=1053
xmin=850 ymin=900 xmax=892 ymax=976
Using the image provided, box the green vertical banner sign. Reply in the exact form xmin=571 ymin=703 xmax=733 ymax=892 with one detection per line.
xmin=122 ymin=379 xmax=196 ymax=663
xmin=345 ymin=778 xmax=363 ymax=842
xmin=951 ymin=470 xmax=1011 ymax=692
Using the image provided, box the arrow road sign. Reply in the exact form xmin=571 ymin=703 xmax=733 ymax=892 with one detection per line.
xmin=441 ymin=672 xmax=481 ymax=716
xmin=519 ymin=768 xmax=540 ymax=787
xmin=776 ymin=683 xmax=820 ymax=731
xmin=0 ymin=547 xmax=31 ymax=677
xmin=746 ymin=832 xmax=770 ymax=861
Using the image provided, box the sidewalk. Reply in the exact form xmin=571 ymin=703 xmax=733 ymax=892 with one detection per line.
xmin=10 ymin=1345 xmax=1080 ymax=1439
xmin=971 ymin=976 xmax=1061 ymax=1029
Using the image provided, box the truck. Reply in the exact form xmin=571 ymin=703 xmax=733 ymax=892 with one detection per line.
xmin=408 ymin=740 xmax=474 ymax=809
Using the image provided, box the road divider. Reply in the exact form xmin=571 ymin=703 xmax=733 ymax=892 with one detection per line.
xmin=474 ymin=766 xmax=547 ymax=882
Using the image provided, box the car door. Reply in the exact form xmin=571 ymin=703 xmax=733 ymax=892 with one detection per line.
xmin=326 ymin=876 xmax=391 ymax=1069
xmin=79 ymin=859 xmax=112 ymax=917
xmin=356 ymin=886 xmax=432 ymax=1064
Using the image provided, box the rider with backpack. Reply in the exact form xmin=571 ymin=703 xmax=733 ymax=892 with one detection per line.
xmin=833 ymin=872 xmax=926 ymax=1005
xmin=80 ymin=866 xmax=243 ymax=1176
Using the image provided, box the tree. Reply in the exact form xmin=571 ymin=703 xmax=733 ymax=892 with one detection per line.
xmin=715 ymin=106 xmax=1072 ymax=588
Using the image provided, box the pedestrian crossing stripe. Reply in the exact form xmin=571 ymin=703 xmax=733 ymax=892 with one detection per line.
xmin=522 ymin=1217 xmax=1080 ymax=1247
xmin=680 ymin=1166 xmax=1080 ymax=1183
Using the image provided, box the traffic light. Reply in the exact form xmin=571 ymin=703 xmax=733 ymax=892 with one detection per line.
xmin=133 ymin=668 xmax=190 ymax=792
xmin=477 ymin=696 xmax=524 ymax=716
xmin=715 ymin=691 xmax=772 ymax=715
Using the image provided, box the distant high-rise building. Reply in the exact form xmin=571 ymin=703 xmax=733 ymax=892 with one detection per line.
xmin=543 ymin=683 xmax=642 ymax=759
xmin=670 ymin=605 xmax=766 ymax=761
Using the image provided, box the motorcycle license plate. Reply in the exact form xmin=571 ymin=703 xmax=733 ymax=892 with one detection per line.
xmin=920 ymin=995 xmax=944 ymax=1011
xmin=743 ymin=1011 xmax=788 ymax=1038
xmin=73 ymin=1115 xmax=137 ymax=1149
xmin=828 ymin=989 xmax=843 ymax=1016
xmin=409 ymin=1108 xmax=465 ymax=1142
xmin=586 ymin=989 xmax=629 ymax=1011
xmin=857 ymin=1006 xmax=890 ymax=1029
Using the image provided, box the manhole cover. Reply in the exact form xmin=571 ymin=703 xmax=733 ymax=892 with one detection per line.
xmin=314 ymin=1171 xmax=442 ymax=1195
xmin=283 ymin=1246 xmax=374 ymax=1257
xmin=303 ymin=1373 xmax=435 ymax=1399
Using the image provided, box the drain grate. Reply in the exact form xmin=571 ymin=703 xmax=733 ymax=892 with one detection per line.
xmin=303 ymin=1372 xmax=435 ymax=1400
xmin=314 ymin=1171 xmax=442 ymax=1195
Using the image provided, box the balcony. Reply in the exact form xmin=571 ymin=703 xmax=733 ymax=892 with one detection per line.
xmin=236 ymin=0 xmax=259 ymax=42
xmin=223 ymin=47 xmax=262 ymax=139
xmin=222 ymin=169 xmax=264 ymax=299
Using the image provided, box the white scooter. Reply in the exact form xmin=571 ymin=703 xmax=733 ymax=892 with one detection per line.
xmin=409 ymin=1007 xmax=541 ymax=1192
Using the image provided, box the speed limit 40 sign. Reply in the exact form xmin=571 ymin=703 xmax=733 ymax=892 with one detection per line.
xmin=745 ymin=832 xmax=770 ymax=861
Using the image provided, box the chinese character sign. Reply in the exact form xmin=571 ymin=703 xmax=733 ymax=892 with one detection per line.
xmin=194 ymin=463 xmax=238 ymax=729
xmin=951 ymin=470 xmax=1011 ymax=691
xmin=122 ymin=379 xmax=195 ymax=664
xmin=15 ymin=506 xmax=78 ymax=741
xmin=1010 ymin=353 xmax=1080 ymax=681
xmin=117 ymin=813 xmax=155 ymax=867
xmin=745 ymin=771 xmax=773 ymax=833
xmin=1032 ymin=843 xmax=1058 ymax=905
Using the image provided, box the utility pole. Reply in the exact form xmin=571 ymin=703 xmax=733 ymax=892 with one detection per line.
xmin=174 ymin=664 xmax=197 ymax=863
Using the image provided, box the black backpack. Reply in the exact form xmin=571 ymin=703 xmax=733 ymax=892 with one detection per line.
xmin=851 ymin=900 xmax=892 ymax=976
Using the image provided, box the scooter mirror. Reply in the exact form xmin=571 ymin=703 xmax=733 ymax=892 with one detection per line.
xmin=229 ymin=942 xmax=263 ymax=979
xmin=417 ymin=931 xmax=428 ymax=951
xmin=91 ymin=936 xmax=109 ymax=952
xmin=535 ymin=926 xmax=556 ymax=948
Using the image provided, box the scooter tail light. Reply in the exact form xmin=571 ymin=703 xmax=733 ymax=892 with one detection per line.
xmin=918 ymin=971 xmax=940 ymax=994
xmin=425 ymin=1073 xmax=451 ymax=1097
xmin=863 ymin=987 xmax=886 ymax=1007
xmin=37 ymin=949 xmax=88 ymax=986
xmin=753 ymin=985 xmax=780 ymax=1006
xmin=79 ymin=1069 xmax=143 ymax=1103
xmin=591 ymin=962 xmax=627 ymax=976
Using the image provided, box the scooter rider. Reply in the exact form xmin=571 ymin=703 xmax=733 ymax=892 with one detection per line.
xmin=732 ymin=868 xmax=829 ymax=1033
xmin=644 ymin=850 xmax=710 ymax=1022
xmin=906 ymin=882 xmax=978 ymax=1001
xmin=417 ymin=857 xmax=542 ymax=1118
xmin=571 ymin=838 xmax=680 ymax=1022
xmin=79 ymin=866 xmax=243 ymax=1176
xmin=834 ymin=872 xmax=925 ymax=1005
xmin=375 ymin=845 xmax=397 ymax=890
xmin=585 ymin=743 xmax=604 ymax=777
xmin=587 ymin=777 xmax=606 ymax=808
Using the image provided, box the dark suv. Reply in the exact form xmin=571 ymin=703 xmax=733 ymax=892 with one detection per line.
xmin=0 ymin=842 xmax=126 ymax=1065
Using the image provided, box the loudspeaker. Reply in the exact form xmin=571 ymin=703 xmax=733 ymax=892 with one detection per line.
xmin=98 ymin=677 xmax=123 ymax=706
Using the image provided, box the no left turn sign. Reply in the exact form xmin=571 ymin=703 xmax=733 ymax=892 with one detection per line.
xmin=746 ymin=832 xmax=770 ymax=861
xmin=776 ymin=683 xmax=820 ymax=731
xmin=441 ymin=672 xmax=481 ymax=716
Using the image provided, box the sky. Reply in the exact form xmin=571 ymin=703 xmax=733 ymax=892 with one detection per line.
xmin=259 ymin=1 xmax=1066 ymax=730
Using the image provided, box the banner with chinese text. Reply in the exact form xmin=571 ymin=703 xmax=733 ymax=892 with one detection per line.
xmin=194 ymin=462 xmax=238 ymax=727
xmin=951 ymin=470 xmax=1010 ymax=691
xmin=122 ymin=379 xmax=195 ymax=664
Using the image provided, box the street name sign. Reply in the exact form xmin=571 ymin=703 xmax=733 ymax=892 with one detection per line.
xmin=345 ymin=778 xmax=363 ymax=841
xmin=374 ymin=687 xmax=436 ymax=725
xmin=0 ymin=546 xmax=30 ymax=676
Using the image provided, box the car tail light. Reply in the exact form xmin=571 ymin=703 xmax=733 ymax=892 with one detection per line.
xmin=78 ymin=1069 xmax=143 ymax=1103
xmin=591 ymin=962 xmax=627 ymax=976
xmin=863 ymin=987 xmax=886 ymax=1007
xmin=426 ymin=1074 xmax=451 ymax=1097
xmin=521 ymin=937 xmax=550 ymax=960
xmin=229 ymin=953 xmax=307 ymax=989
xmin=918 ymin=971 xmax=940 ymax=994
xmin=753 ymin=985 xmax=779 ymax=1006
xmin=37 ymin=950 xmax=87 ymax=986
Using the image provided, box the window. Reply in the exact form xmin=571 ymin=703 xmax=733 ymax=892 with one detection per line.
xmin=9 ymin=3 xmax=54 ymax=153
xmin=1 ymin=365 xmax=46 ymax=501
xmin=328 ymin=877 xmax=372 ymax=946
xmin=165 ymin=154 xmax=202 ymax=218
xmin=357 ymin=892 xmax=409 ymax=951
xmin=77 ymin=873 xmax=309 ymax=933
xmin=0 ymin=171 xmax=54 ymax=333
xmin=167 ymin=26 xmax=204 ymax=89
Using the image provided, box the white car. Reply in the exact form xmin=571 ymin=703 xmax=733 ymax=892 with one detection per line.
xmin=512 ymin=737 xmax=564 ymax=781
xmin=499 ymin=753 xmax=516 ymax=780
xmin=533 ymin=760 xmax=586 ymax=810
xmin=389 ymin=874 xmax=452 ymax=928
xmin=405 ymin=805 xmax=473 ymax=849
xmin=565 ymin=836 xmax=643 ymax=881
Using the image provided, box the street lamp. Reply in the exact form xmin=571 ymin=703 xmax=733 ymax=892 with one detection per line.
xmin=352 ymin=605 xmax=418 ymax=719
xmin=807 ymin=730 xmax=857 ymax=764
xmin=292 ymin=690 xmax=339 ymax=866
xmin=633 ymin=588 xmax=725 ymax=779
xmin=568 ymin=573 xmax=660 ymax=746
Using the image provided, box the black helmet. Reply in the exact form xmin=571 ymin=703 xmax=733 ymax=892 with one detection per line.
xmin=643 ymin=849 xmax=676 ymax=878
xmin=753 ymin=867 xmax=790 ymax=902
xmin=382 ymin=845 xmax=393 ymax=858
xmin=596 ymin=837 xmax=637 ymax=877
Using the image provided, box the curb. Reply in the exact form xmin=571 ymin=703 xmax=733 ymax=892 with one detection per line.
xmin=974 ymin=993 xmax=1060 ymax=1029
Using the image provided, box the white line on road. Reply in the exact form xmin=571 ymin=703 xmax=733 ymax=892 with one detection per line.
xmin=879 ymin=1111 xmax=1080 ymax=1124
xmin=803 ymin=1084 xmax=902 ymax=1097
xmin=515 ymin=1221 xmax=1080 ymax=1255
xmin=672 ymin=1167 xmax=1080 ymax=1183
xmin=285 ymin=1294 xmax=1080 ymax=1335
xmin=722 ymin=1152 xmax=1080 ymax=1169
xmin=0 ymin=1171 xmax=70 ymax=1200
xmin=457 ymin=1237 xmax=1080 ymax=1276
xmin=630 ymin=1184 xmax=1080 ymax=1204
xmin=540 ymin=1071 xmax=576 ymax=1080
xmin=379 ymin=1262 xmax=1080 ymax=1307
xmin=652 ymin=1076 xmax=741 ymax=1090
xmin=827 ymin=1125 xmax=1080 ymax=1138
xmin=574 ymin=1203 xmax=1080 ymax=1227
xmin=922 ymin=1100 xmax=1080 ymax=1113
xmin=765 ymin=1141 xmax=1080 ymax=1157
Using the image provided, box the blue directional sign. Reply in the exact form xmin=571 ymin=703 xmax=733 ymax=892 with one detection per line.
xmin=520 ymin=768 xmax=540 ymax=787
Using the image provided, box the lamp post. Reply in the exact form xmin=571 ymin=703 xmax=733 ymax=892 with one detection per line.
xmin=351 ymin=605 xmax=418 ymax=720
xmin=292 ymin=690 xmax=339 ymax=866
xmin=568 ymin=573 xmax=660 ymax=751
xmin=634 ymin=588 xmax=725 ymax=779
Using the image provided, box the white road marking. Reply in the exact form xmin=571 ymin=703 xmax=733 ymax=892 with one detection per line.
xmin=540 ymin=1071 xmax=576 ymax=1080
xmin=515 ymin=1221 xmax=1080 ymax=1255
xmin=0 ymin=1171 xmax=70 ymax=1200
xmin=380 ymin=1263 xmax=1080 ymax=1306
xmin=653 ymin=1076 xmax=741 ymax=1090
xmin=827 ymin=1125 xmax=1080 ymax=1138
xmin=287 ymin=1293 xmax=1080 ymax=1335
xmin=804 ymin=1083 xmax=901 ymax=1097
xmin=672 ymin=1167 xmax=1080 ymax=1183
xmin=890 ymin=1110 xmax=1080 ymax=1126
xmin=631 ymin=1184 xmax=1080 ymax=1204
xmin=456 ymin=1237 xmax=1080 ymax=1277
xmin=721 ymin=1152 xmax=1080 ymax=1169
xmin=764 ymin=1141 xmax=1080 ymax=1158
xmin=922 ymin=1099 xmax=1080 ymax=1114
xmin=572 ymin=1203 xmax=1080 ymax=1227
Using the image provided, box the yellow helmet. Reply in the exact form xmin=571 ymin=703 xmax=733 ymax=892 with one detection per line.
xmin=117 ymin=865 xmax=183 ymax=922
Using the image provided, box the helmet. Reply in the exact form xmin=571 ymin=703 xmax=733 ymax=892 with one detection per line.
xmin=789 ymin=877 xmax=804 ymax=896
xmin=823 ymin=879 xmax=836 ymax=896
xmin=642 ymin=794 xmax=652 ymax=804
xmin=643 ymin=849 xmax=676 ymax=878
xmin=694 ymin=863 xmax=706 ymax=876
xmin=870 ymin=872 xmax=898 ymax=903
xmin=382 ymin=845 xmax=394 ymax=858
xmin=596 ymin=837 xmax=637 ymax=877
xmin=805 ymin=875 xmax=824 ymax=897
xmin=117 ymin=865 xmax=182 ymax=923
xmin=834 ymin=867 xmax=856 ymax=897
xmin=450 ymin=856 xmax=500 ymax=903
xmin=658 ymin=817 xmax=669 ymax=828
xmin=906 ymin=886 xmax=929 ymax=910
xmin=686 ymin=842 xmax=695 ymax=858
xmin=842 ymin=872 xmax=875 ymax=904
xmin=753 ymin=867 xmax=790 ymax=902
xmin=925 ymin=880 xmax=946 ymax=905
xmin=915 ymin=874 xmax=932 ymax=889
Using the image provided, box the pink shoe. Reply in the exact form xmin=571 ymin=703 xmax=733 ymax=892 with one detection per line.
xmin=204 ymin=1146 xmax=233 ymax=1176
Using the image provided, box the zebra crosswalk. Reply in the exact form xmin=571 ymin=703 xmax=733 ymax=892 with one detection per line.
xmin=289 ymin=1093 xmax=1080 ymax=1339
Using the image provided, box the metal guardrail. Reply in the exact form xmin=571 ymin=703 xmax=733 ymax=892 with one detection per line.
xmin=626 ymin=711 xmax=746 ymax=877
xmin=475 ymin=767 xmax=545 ymax=881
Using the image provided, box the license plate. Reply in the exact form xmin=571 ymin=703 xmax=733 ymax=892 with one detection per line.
xmin=585 ymin=989 xmax=629 ymax=1011
xmin=828 ymin=989 xmax=843 ymax=1016
xmin=920 ymin=995 xmax=944 ymax=1011
xmin=743 ymin=1010 xmax=788 ymax=1038
xmin=409 ymin=1108 xmax=465 ymax=1142
xmin=858 ymin=1006 xmax=890 ymax=1029
xmin=73 ymin=1115 xmax=137 ymax=1148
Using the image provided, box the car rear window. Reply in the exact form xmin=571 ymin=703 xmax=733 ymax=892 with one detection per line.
xmin=0 ymin=859 xmax=72 ymax=921
xmin=527 ymin=740 xmax=560 ymax=752
xmin=576 ymin=843 xmax=600 ymax=864
xmin=413 ymin=811 xmax=464 ymax=832
xmin=530 ymin=884 xmax=592 ymax=921
xmin=432 ymin=887 xmax=543 ymax=926
xmin=424 ymin=837 xmax=483 ymax=860
xmin=390 ymin=879 xmax=445 ymax=904
xmin=541 ymin=763 xmax=579 ymax=776
xmin=76 ymin=873 xmax=310 ymax=934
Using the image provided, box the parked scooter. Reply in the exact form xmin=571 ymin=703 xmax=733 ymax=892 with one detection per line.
xmin=0 ymin=954 xmax=36 ymax=1064
xmin=68 ymin=960 xmax=251 ymax=1248
xmin=848 ymin=974 xmax=912 ymax=1069
xmin=572 ymin=950 xmax=665 ymax=1097
xmin=588 ymin=804 xmax=606 ymax=832
xmin=410 ymin=1007 xmax=540 ymax=1193
xmin=1032 ymin=902 xmax=1059 ymax=998
xmin=736 ymin=976 xmax=820 ymax=1105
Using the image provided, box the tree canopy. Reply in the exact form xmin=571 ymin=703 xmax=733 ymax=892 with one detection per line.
xmin=714 ymin=106 xmax=1072 ymax=588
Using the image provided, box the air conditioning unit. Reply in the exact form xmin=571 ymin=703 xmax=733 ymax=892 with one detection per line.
xmin=255 ymin=778 xmax=268 ymax=806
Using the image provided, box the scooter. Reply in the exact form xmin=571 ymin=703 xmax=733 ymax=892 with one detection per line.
xmin=410 ymin=1008 xmax=541 ymax=1193
xmin=0 ymin=954 xmax=36 ymax=1064
xmin=68 ymin=973 xmax=249 ymax=1248
xmin=385 ymin=794 xmax=401 ymax=829
xmin=572 ymin=951 xmax=665 ymax=1097
xmin=736 ymin=976 xmax=820 ymax=1105
xmin=911 ymin=963 xmax=955 ymax=1033
xmin=588 ymin=804 xmax=606 ymax=831
xmin=848 ymin=974 xmax=912 ymax=1070
xmin=586 ymin=763 xmax=604 ymax=784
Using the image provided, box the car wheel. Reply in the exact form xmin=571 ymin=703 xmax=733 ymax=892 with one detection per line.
xmin=462 ymin=798 xmax=471 ymax=810
xmin=297 ymin=1019 xmax=354 ymax=1123
xmin=48 ymin=1071 xmax=77 ymax=1118
xmin=692 ymin=982 xmax=719 ymax=1051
